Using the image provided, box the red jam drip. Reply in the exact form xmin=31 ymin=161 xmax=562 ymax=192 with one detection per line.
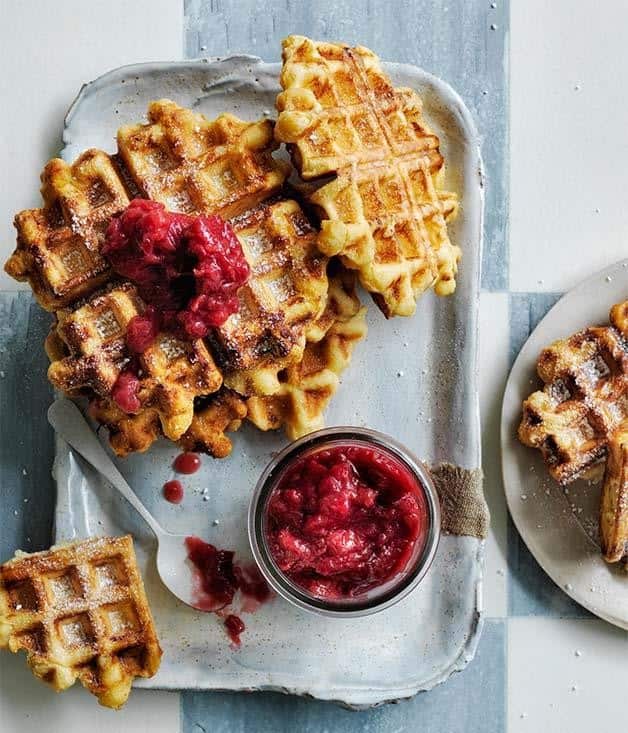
xmin=103 ymin=199 xmax=250 ymax=345
xmin=163 ymin=480 xmax=184 ymax=504
xmin=173 ymin=452 xmax=201 ymax=474
xmin=265 ymin=444 xmax=427 ymax=600
xmin=185 ymin=536 xmax=272 ymax=643
xmin=111 ymin=370 xmax=141 ymax=413
xmin=126 ymin=306 xmax=160 ymax=353
xmin=224 ymin=614 xmax=245 ymax=646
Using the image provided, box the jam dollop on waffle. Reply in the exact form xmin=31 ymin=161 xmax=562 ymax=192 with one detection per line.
xmin=104 ymin=199 xmax=250 ymax=340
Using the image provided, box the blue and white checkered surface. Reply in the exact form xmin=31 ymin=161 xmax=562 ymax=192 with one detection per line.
xmin=2 ymin=1 xmax=628 ymax=731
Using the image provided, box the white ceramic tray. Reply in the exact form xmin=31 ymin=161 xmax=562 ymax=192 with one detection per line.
xmin=502 ymin=259 xmax=628 ymax=630
xmin=52 ymin=56 xmax=484 ymax=706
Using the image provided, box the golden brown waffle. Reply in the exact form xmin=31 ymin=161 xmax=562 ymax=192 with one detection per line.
xmin=600 ymin=425 xmax=628 ymax=564
xmin=48 ymin=283 xmax=222 ymax=440
xmin=212 ymin=199 xmax=328 ymax=395
xmin=5 ymin=97 xmax=336 ymax=455
xmin=247 ymin=273 xmax=366 ymax=439
xmin=117 ymin=99 xmax=290 ymax=219
xmin=88 ymin=399 xmax=161 ymax=457
xmin=275 ymin=35 xmax=459 ymax=317
xmin=519 ymin=302 xmax=628 ymax=485
xmin=5 ymin=150 xmax=130 ymax=311
xmin=89 ymin=388 xmax=246 ymax=459
xmin=0 ymin=536 xmax=161 ymax=709
xmin=178 ymin=389 xmax=247 ymax=457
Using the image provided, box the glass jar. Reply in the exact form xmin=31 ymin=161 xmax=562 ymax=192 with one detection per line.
xmin=248 ymin=427 xmax=440 ymax=617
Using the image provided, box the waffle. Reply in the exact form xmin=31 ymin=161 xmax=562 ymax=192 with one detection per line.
xmin=275 ymin=35 xmax=459 ymax=317
xmin=247 ymin=273 xmax=366 ymax=439
xmin=212 ymin=199 xmax=328 ymax=395
xmin=600 ymin=426 xmax=628 ymax=564
xmin=518 ymin=302 xmax=628 ymax=485
xmin=5 ymin=150 xmax=129 ymax=311
xmin=48 ymin=282 xmax=223 ymax=440
xmin=117 ymin=99 xmax=290 ymax=219
xmin=0 ymin=536 xmax=161 ymax=709
xmin=178 ymin=388 xmax=247 ymax=457
xmin=89 ymin=388 xmax=246 ymax=459
xmin=88 ymin=399 xmax=161 ymax=457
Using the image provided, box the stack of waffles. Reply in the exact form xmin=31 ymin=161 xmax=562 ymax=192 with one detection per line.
xmin=4 ymin=35 xmax=458 ymax=458
xmin=519 ymin=301 xmax=628 ymax=568
xmin=0 ymin=536 xmax=161 ymax=708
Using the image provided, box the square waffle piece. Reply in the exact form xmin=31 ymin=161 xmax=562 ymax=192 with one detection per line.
xmin=600 ymin=425 xmax=628 ymax=565
xmin=117 ymin=99 xmax=290 ymax=219
xmin=212 ymin=198 xmax=329 ymax=396
xmin=6 ymin=150 xmax=129 ymax=311
xmin=275 ymin=35 xmax=459 ymax=317
xmin=518 ymin=301 xmax=628 ymax=486
xmin=0 ymin=535 xmax=161 ymax=709
xmin=47 ymin=282 xmax=222 ymax=440
xmin=246 ymin=271 xmax=367 ymax=439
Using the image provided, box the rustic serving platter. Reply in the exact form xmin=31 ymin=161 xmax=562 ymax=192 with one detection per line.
xmin=53 ymin=55 xmax=484 ymax=706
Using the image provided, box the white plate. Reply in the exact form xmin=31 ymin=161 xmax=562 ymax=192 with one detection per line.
xmin=53 ymin=55 xmax=484 ymax=706
xmin=501 ymin=259 xmax=628 ymax=629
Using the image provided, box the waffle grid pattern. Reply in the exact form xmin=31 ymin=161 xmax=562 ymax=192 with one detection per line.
xmin=246 ymin=273 xmax=367 ymax=439
xmin=519 ymin=302 xmax=628 ymax=567
xmin=0 ymin=536 xmax=161 ymax=709
xmin=276 ymin=35 xmax=459 ymax=317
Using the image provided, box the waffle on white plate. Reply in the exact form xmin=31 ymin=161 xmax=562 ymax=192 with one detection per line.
xmin=518 ymin=301 xmax=628 ymax=568
xmin=0 ymin=536 xmax=161 ymax=708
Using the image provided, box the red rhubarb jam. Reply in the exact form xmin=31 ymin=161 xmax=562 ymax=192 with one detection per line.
xmin=103 ymin=199 xmax=250 ymax=343
xmin=111 ymin=369 xmax=141 ymax=413
xmin=264 ymin=444 xmax=429 ymax=600
xmin=173 ymin=452 xmax=201 ymax=474
xmin=224 ymin=614 xmax=245 ymax=646
xmin=163 ymin=480 xmax=184 ymax=504
xmin=185 ymin=536 xmax=271 ymax=613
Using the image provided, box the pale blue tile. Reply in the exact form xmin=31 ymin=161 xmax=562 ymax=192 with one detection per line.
xmin=0 ymin=293 xmax=55 ymax=560
xmin=507 ymin=513 xmax=592 ymax=618
xmin=181 ymin=619 xmax=505 ymax=733
xmin=508 ymin=292 xmax=562 ymax=366
xmin=507 ymin=292 xmax=591 ymax=618
xmin=184 ymin=0 xmax=509 ymax=291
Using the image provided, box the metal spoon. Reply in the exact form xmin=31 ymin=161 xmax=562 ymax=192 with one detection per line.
xmin=48 ymin=398 xmax=200 ymax=610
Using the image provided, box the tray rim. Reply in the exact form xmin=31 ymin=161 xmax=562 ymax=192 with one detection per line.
xmin=53 ymin=53 xmax=486 ymax=705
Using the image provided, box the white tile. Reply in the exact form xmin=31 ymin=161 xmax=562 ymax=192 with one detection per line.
xmin=511 ymin=0 xmax=628 ymax=293
xmin=479 ymin=292 xmax=509 ymax=617
xmin=508 ymin=617 xmax=628 ymax=730
xmin=0 ymin=653 xmax=179 ymax=733
xmin=0 ymin=0 xmax=183 ymax=291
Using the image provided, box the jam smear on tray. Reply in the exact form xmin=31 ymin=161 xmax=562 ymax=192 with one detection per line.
xmin=223 ymin=614 xmax=246 ymax=646
xmin=185 ymin=536 xmax=271 ymax=645
xmin=265 ymin=445 xmax=428 ymax=600
xmin=103 ymin=199 xmax=250 ymax=344
xmin=173 ymin=451 xmax=201 ymax=475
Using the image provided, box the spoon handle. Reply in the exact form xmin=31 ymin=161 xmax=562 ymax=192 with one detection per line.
xmin=48 ymin=398 xmax=164 ymax=538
